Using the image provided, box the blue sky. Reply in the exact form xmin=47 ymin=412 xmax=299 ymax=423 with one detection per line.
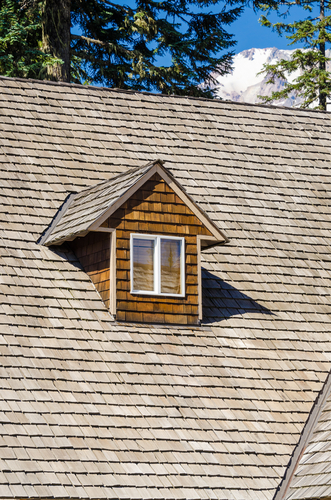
xmin=108 ymin=1 xmax=310 ymax=66
xmin=232 ymin=9 xmax=287 ymax=53
xmin=232 ymin=5 xmax=308 ymax=53
xmin=73 ymin=1 xmax=313 ymax=69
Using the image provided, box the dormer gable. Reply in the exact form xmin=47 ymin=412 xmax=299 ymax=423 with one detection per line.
xmin=41 ymin=160 xmax=228 ymax=325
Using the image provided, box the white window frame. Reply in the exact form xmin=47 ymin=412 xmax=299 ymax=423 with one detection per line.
xmin=130 ymin=234 xmax=185 ymax=297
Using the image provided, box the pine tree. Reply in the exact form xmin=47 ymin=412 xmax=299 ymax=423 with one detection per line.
xmin=0 ymin=0 xmax=61 ymax=79
xmin=42 ymin=0 xmax=71 ymax=81
xmin=0 ymin=0 xmax=244 ymax=96
xmin=257 ymin=0 xmax=331 ymax=110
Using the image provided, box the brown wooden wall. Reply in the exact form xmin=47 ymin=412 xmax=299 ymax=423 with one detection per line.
xmin=71 ymin=231 xmax=111 ymax=309
xmin=102 ymin=173 xmax=212 ymax=325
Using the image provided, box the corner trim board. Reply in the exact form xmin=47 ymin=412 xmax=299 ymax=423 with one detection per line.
xmin=196 ymin=235 xmax=218 ymax=321
xmin=110 ymin=230 xmax=116 ymax=315
xmin=197 ymin=236 xmax=203 ymax=321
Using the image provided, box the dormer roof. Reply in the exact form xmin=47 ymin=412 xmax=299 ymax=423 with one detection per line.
xmin=41 ymin=159 xmax=228 ymax=247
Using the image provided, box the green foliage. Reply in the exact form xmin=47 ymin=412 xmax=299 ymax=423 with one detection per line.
xmin=257 ymin=0 xmax=331 ymax=109
xmin=0 ymin=0 xmax=244 ymax=95
xmin=258 ymin=46 xmax=331 ymax=108
xmin=70 ymin=0 xmax=244 ymax=95
xmin=0 ymin=0 xmax=61 ymax=79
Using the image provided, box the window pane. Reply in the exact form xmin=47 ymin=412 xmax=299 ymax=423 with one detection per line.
xmin=132 ymin=238 xmax=155 ymax=291
xmin=161 ymin=239 xmax=182 ymax=294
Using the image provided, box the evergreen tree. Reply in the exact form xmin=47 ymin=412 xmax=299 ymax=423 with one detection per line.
xmin=42 ymin=0 xmax=71 ymax=81
xmin=0 ymin=0 xmax=61 ymax=79
xmin=257 ymin=0 xmax=331 ymax=110
xmin=0 ymin=0 xmax=244 ymax=96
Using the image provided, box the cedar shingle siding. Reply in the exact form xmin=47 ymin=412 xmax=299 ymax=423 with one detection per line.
xmin=2 ymin=76 xmax=331 ymax=499
xmin=102 ymin=173 xmax=213 ymax=324
xmin=71 ymin=231 xmax=111 ymax=309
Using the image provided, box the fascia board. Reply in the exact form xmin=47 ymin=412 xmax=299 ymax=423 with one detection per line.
xmin=39 ymin=192 xmax=77 ymax=246
xmin=88 ymin=162 xmax=160 ymax=230
xmin=155 ymin=164 xmax=229 ymax=243
xmin=91 ymin=161 xmax=229 ymax=243
xmin=42 ymin=159 xmax=229 ymax=247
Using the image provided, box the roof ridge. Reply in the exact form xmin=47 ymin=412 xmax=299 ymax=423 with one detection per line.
xmin=0 ymin=75 xmax=327 ymax=114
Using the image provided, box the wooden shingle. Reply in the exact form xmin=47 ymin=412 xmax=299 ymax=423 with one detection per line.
xmin=2 ymin=76 xmax=331 ymax=499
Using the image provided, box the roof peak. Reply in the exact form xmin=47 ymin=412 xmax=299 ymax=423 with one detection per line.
xmin=40 ymin=160 xmax=227 ymax=247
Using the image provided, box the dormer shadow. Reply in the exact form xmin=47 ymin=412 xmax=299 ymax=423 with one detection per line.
xmin=201 ymin=269 xmax=273 ymax=323
xmin=40 ymin=160 xmax=229 ymax=325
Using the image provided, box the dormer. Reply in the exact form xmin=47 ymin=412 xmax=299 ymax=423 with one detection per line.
xmin=41 ymin=161 xmax=228 ymax=325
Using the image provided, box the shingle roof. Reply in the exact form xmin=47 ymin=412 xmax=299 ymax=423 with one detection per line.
xmin=41 ymin=159 xmax=227 ymax=246
xmin=41 ymin=161 xmax=156 ymax=245
xmin=273 ymin=371 xmax=331 ymax=500
xmin=2 ymin=75 xmax=331 ymax=499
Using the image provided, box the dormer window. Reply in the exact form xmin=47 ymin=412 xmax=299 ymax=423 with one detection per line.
xmin=41 ymin=160 xmax=228 ymax=325
xmin=131 ymin=234 xmax=185 ymax=297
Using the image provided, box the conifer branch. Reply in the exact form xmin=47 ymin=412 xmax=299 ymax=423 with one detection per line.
xmin=71 ymin=34 xmax=137 ymax=59
xmin=1 ymin=0 xmax=242 ymax=94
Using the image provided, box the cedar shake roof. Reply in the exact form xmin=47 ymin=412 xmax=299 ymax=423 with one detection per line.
xmin=274 ymin=371 xmax=331 ymax=500
xmin=41 ymin=159 xmax=227 ymax=246
xmin=42 ymin=161 xmax=157 ymax=245
xmin=2 ymin=75 xmax=331 ymax=499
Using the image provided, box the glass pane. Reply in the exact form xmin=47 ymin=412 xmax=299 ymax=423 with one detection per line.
xmin=132 ymin=238 xmax=155 ymax=292
xmin=161 ymin=239 xmax=182 ymax=294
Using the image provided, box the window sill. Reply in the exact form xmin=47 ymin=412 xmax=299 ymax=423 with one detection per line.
xmin=130 ymin=290 xmax=185 ymax=298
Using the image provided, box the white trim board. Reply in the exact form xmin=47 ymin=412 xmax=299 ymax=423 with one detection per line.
xmin=91 ymin=160 xmax=228 ymax=246
xmin=42 ymin=159 xmax=229 ymax=248
xmin=130 ymin=233 xmax=185 ymax=297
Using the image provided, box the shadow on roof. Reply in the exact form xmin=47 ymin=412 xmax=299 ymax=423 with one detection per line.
xmin=201 ymin=269 xmax=273 ymax=323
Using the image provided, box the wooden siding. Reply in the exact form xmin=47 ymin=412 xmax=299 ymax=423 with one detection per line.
xmin=102 ymin=173 xmax=213 ymax=325
xmin=71 ymin=231 xmax=111 ymax=309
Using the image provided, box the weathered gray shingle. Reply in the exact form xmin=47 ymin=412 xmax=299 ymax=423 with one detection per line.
xmin=41 ymin=159 xmax=226 ymax=247
xmin=42 ymin=161 xmax=156 ymax=245
xmin=1 ymin=76 xmax=331 ymax=499
xmin=275 ymin=372 xmax=331 ymax=500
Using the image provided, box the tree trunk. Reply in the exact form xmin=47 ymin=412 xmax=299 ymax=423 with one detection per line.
xmin=319 ymin=0 xmax=326 ymax=110
xmin=42 ymin=0 xmax=71 ymax=82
